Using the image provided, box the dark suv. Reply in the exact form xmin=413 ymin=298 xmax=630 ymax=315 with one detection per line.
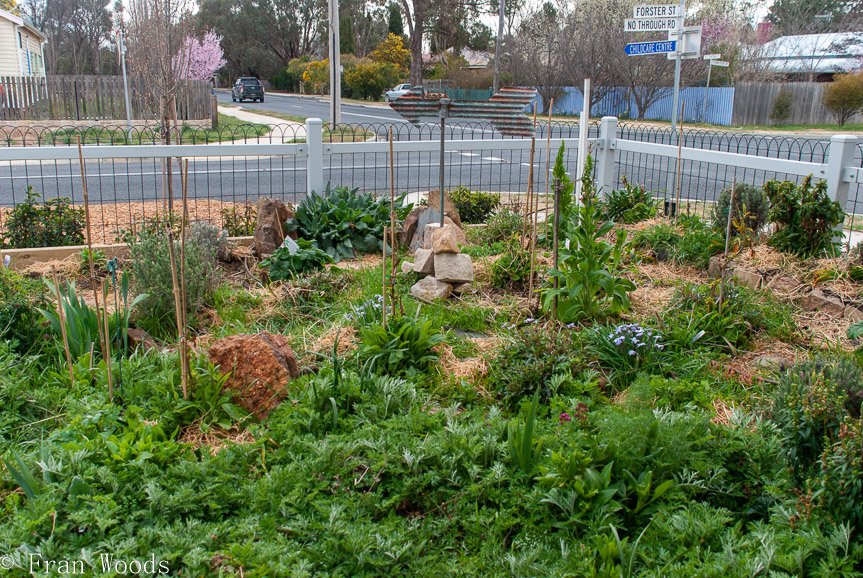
xmin=232 ymin=77 xmax=265 ymax=103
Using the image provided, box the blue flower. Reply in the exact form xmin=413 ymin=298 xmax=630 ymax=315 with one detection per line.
xmin=614 ymin=336 xmax=625 ymax=346
xmin=628 ymin=350 xmax=636 ymax=356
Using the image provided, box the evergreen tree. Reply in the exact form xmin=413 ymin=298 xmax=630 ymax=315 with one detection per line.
xmin=387 ymin=3 xmax=403 ymax=37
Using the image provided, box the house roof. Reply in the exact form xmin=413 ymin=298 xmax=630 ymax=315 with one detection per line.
xmin=755 ymin=32 xmax=863 ymax=74
xmin=0 ymin=8 xmax=46 ymax=42
xmin=422 ymin=48 xmax=492 ymax=70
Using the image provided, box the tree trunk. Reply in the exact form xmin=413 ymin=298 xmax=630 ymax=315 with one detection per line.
xmin=409 ymin=5 xmax=425 ymax=87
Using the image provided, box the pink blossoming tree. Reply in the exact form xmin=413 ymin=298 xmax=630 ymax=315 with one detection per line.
xmin=175 ymin=30 xmax=226 ymax=80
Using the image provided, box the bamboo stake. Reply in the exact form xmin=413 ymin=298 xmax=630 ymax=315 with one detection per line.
xmin=78 ymin=137 xmax=112 ymax=399
xmin=51 ymin=265 xmax=74 ymax=386
xmin=382 ymin=226 xmax=387 ymax=330
xmin=552 ymin=178 xmax=561 ymax=319
xmin=719 ymin=178 xmax=736 ymax=315
xmin=528 ymin=102 xmax=543 ymax=300
xmin=389 ymin=126 xmax=398 ymax=317
xmin=102 ymin=292 xmax=113 ymax=400
xmin=544 ymin=101 xmax=553 ymax=228
xmin=179 ymin=158 xmax=190 ymax=391
xmin=674 ymin=101 xmax=685 ymax=223
xmin=522 ymin=103 xmax=538 ymax=244
xmin=167 ymin=229 xmax=188 ymax=400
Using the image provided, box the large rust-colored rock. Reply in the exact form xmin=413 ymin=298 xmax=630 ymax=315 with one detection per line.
xmin=427 ymin=189 xmax=462 ymax=228
xmin=254 ymin=197 xmax=297 ymax=257
xmin=399 ymin=206 xmax=424 ymax=247
xmin=208 ymin=332 xmax=300 ymax=419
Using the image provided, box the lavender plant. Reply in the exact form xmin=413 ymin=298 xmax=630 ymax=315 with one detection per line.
xmin=590 ymin=323 xmax=665 ymax=389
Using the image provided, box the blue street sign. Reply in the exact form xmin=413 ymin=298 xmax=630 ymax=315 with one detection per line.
xmin=624 ymin=40 xmax=677 ymax=56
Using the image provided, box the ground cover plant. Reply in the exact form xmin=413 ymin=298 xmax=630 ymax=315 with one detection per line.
xmin=2 ymin=172 xmax=863 ymax=576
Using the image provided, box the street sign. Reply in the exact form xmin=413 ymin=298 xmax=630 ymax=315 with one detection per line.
xmin=667 ymin=26 xmax=702 ymax=59
xmin=625 ymin=40 xmax=677 ymax=56
xmin=624 ymin=18 xmax=680 ymax=32
xmin=703 ymin=53 xmax=720 ymax=60
xmin=633 ymin=4 xmax=680 ymax=18
xmin=711 ymin=60 xmax=729 ymax=67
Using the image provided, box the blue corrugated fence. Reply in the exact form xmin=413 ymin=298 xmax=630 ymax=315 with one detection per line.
xmin=528 ymin=86 xmax=735 ymax=126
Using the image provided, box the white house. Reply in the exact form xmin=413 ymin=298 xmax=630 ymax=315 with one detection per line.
xmin=754 ymin=32 xmax=863 ymax=79
xmin=0 ymin=8 xmax=46 ymax=78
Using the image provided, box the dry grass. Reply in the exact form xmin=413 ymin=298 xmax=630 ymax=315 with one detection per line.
xmin=179 ymin=423 xmax=255 ymax=455
xmin=312 ymin=324 xmax=358 ymax=356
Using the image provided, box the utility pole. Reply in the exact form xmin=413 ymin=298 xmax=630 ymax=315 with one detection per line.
xmin=493 ymin=0 xmax=505 ymax=94
xmin=328 ymin=0 xmax=342 ymax=125
xmin=670 ymin=0 xmax=685 ymax=131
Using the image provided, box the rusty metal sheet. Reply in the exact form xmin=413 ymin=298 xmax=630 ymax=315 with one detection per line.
xmin=389 ymin=87 xmax=537 ymax=137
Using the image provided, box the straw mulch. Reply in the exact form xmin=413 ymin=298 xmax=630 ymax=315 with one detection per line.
xmin=179 ymin=423 xmax=255 ymax=456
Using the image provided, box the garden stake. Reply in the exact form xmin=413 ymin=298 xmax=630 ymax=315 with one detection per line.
xmin=78 ymin=137 xmax=111 ymax=399
xmin=544 ymin=101 xmax=553 ymax=227
xmin=51 ymin=265 xmax=74 ymax=387
xmin=101 ymin=290 xmax=114 ymax=401
xmin=529 ymin=102 xmax=545 ymax=306
xmin=522 ymin=103 xmax=538 ymax=246
xmin=719 ymin=179 xmax=736 ymax=315
xmin=106 ymin=258 xmax=125 ymax=399
xmin=673 ymin=101 xmax=685 ymax=224
xmin=552 ymin=178 xmax=561 ymax=319
xmin=179 ymin=159 xmax=190 ymax=389
xmin=389 ymin=126 xmax=398 ymax=317
xmin=166 ymin=229 xmax=188 ymax=400
xmin=382 ymin=226 xmax=387 ymax=329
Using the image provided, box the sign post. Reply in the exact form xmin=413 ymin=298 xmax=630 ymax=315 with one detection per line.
xmin=669 ymin=0 xmax=685 ymax=132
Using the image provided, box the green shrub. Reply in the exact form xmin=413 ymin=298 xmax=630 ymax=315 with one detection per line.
xmin=630 ymin=374 xmax=717 ymax=412
xmin=602 ymin=176 xmax=658 ymax=224
xmin=490 ymin=238 xmax=531 ymax=289
xmin=1 ymin=186 xmax=84 ymax=249
xmin=471 ymin=208 xmax=523 ymax=246
xmin=816 ymin=418 xmax=863 ymax=529
xmin=632 ymin=216 xmax=723 ymax=269
xmin=286 ymin=183 xmax=410 ymax=262
xmin=822 ymin=72 xmax=863 ymax=126
xmin=129 ymin=225 xmax=219 ymax=336
xmin=770 ymin=88 xmax=794 ymax=124
xmin=489 ymin=324 xmax=583 ymax=407
xmin=0 ymin=268 xmax=47 ymax=353
xmin=260 ymin=239 xmax=334 ymax=281
xmin=712 ymin=183 xmax=768 ymax=235
xmin=542 ymin=148 xmax=634 ymax=323
xmin=765 ymin=176 xmax=844 ymax=257
xmin=663 ymin=282 xmax=794 ymax=352
xmin=772 ymin=356 xmax=861 ymax=478
xmin=356 ymin=314 xmax=445 ymax=376
xmin=220 ymin=202 xmax=256 ymax=237
xmin=449 ymin=186 xmax=501 ymax=224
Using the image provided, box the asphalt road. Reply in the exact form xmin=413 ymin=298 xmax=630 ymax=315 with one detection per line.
xmin=2 ymin=92 xmax=862 ymax=216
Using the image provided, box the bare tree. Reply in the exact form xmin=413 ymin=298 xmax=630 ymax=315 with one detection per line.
xmin=507 ymin=1 xmax=568 ymax=112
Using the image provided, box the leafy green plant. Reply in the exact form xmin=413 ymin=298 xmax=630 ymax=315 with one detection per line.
xmin=542 ymin=150 xmax=635 ymax=323
xmin=508 ymin=389 xmax=540 ymax=474
xmin=220 ymin=202 xmax=257 ymax=236
xmin=662 ymin=282 xmax=793 ymax=352
xmin=260 ymin=239 xmax=334 ymax=281
xmin=602 ymin=176 xmax=658 ymax=224
xmin=765 ymin=176 xmax=844 ymax=257
xmin=1 ymin=186 xmax=84 ymax=249
xmin=473 ymin=208 xmax=524 ymax=244
xmin=285 ymin=183 xmax=410 ymax=262
xmin=770 ymin=88 xmax=794 ymax=124
xmin=78 ymin=248 xmax=106 ymax=274
xmin=356 ymin=314 xmax=445 ymax=376
xmin=816 ymin=418 xmax=863 ymax=529
xmin=0 ymin=267 xmax=47 ymax=353
xmin=490 ymin=238 xmax=531 ymax=289
xmin=129 ymin=225 xmax=219 ymax=337
xmin=589 ymin=323 xmax=665 ymax=389
xmin=172 ymin=358 xmax=249 ymax=431
xmin=2 ymin=450 xmax=42 ymax=500
xmin=773 ymin=356 xmax=862 ymax=484
xmin=449 ymin=186 xmax=501 ymax=224
xmin=489 ymin=324 xmax=583 ymax=407
xmin=631 ymin=216 xmax=723 ymax=269
xmin=713 ymin=183 xmax=768 ymax=235
xmin=38 ymin=279 xmax=101 ymax=359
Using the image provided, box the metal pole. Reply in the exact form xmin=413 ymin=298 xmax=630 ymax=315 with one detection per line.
xmin=328 ymin=0 xmax=341 ymax=125
xmin=118 ymin=32 xmax=132 ymax=138
xmin=702 ymin=61 xmax=712 ymax=124
xmin=493 ymin=0 xmax=505 ymax=94
xmin=439 ymin=115 xmax=445 ymax=227
xmin=670 ymin=0 xmax=685 ymax=131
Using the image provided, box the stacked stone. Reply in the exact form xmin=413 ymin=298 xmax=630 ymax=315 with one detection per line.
xmin=408 ymin=222 xmax=475 ymax=301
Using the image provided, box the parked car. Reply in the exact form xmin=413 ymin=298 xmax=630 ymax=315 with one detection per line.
xmin=232 ymin=77 xmax=265 ymax=103
xmin=383 ymin=83 xmax=412 ymax=102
